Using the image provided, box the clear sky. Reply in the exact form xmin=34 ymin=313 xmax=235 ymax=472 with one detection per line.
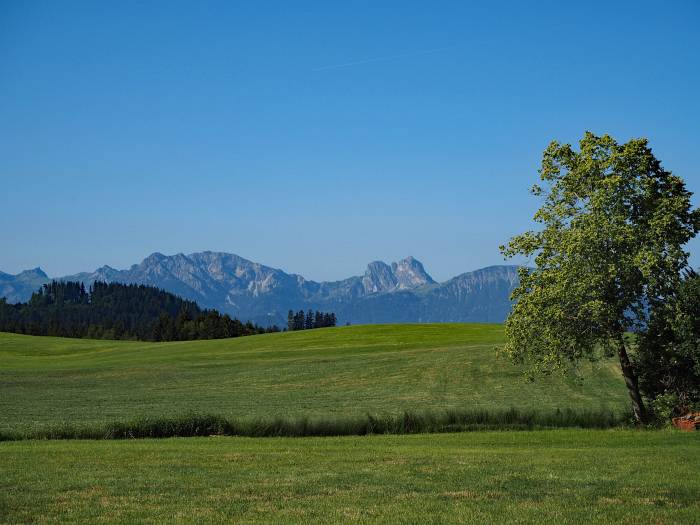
xmin=1 ymin=0 xmax=699 ymax=282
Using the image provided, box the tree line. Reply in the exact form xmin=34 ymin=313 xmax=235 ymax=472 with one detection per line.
xmin=287 ymin=309 xmax=336 ymax=331
xmin=0 ymin=281 xmax=280 ymax=341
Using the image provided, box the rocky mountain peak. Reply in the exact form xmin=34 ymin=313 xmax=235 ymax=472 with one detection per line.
xmin=0 ymin=267 xmax=50 ymax=304
xmin=392 ymin=256 xmax=435 ymax=289
xmin=362 ymin=261 xmax=397 ymax=293
xmin=0 ymin=251 xmax=521 ymax=326
xmin=361 ymin=257 xmax=435 ymax=294
xmin=18 ymin=267 xmax=48 ymax=279
xmin=142 ymin=252 xmax=167 ymax=266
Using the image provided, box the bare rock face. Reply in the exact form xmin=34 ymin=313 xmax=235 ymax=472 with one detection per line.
xmin=1 ymin=252 xmax=520 ymax=326
xmin=362 ymin=257 xmax=436 ymax=294
xmin=363 ymin=261 xmax=398 ymax=293
xmin=392 ymin=256 xmax=436 ymax=289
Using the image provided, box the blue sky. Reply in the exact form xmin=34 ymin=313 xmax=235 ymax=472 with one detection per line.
xmin=1 ymin=0 xmax=699 ymax=281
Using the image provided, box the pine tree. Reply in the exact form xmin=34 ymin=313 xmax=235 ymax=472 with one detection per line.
xmin=295 ymin=310 xmax=305 ymax=331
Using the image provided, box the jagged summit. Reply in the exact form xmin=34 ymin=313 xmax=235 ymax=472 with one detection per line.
xmin=392 ymin=256 xmax=435 ymax=289
xmin=363 ymin=261 xmax=397 ymax=293
xmin=145 ymin=252 xmax=167 ymax=261
xmin=362 ymin=256 xmax=435 ymax=293
xmin=0 ymin=251 xmax=520 ymax=325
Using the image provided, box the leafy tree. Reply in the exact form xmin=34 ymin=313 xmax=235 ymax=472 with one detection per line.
xmin=501 ymin=132 xmax=700 ymax=423
xmin=634 ymin=270 xmax=700 ymax=418
xmin=305 ymin=309 xmax=314 ymax=330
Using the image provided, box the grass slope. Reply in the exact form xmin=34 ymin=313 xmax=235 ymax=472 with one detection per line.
xmin=0 ymin=324 xmax=628 ymax=433
xmin=2 ymin=430 xmax=698 ymax=524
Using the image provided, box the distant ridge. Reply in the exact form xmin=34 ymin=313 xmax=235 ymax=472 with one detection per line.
xmin=0 ymin=252 xmax=520 ymax=326
xmin=0 ymin=267 xmax=49 ymax=304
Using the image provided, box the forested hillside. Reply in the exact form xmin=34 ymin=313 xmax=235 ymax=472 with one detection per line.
xmin=0 ymin=281 xmax=278 ymax=341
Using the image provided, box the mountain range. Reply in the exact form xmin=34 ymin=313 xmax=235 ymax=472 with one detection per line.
xmin=0 ymin=252 xmax=520 ymax=326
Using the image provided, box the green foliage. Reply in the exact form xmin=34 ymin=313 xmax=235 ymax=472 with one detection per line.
xmin=2 ymin=431 xmax=699 ymax=523
xmin=501 ymin=132 xmax=700 ymax=421
xmin=649 ymin=392 xmax=681 ymax=424
xmin=635 ymin=270 xmax=700 ymax=418
xmin=0 ymin=325 xmax=629 ymax=432
xmin=0 ymin=280 xmax=279 ymax=341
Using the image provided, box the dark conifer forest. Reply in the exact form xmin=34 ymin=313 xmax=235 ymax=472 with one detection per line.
xmin=287 ymin=309 xmax=337 ymax=331
xmin=0 ymin=281 xmax=279 ymax=341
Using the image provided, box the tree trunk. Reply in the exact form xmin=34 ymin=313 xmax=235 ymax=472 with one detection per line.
xmin=616 ymin=336 xmax=648 ymax=424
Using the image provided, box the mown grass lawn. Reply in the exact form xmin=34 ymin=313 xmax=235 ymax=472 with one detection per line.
xmin=1 ymin=430 xmax=698 ymax=524
xmin=0 ymin=324 xmax=628 ymax=432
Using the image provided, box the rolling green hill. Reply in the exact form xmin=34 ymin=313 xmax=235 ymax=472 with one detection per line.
xmin=4 ymin=324 xmax=691 ymax=524
xmin=0 ymin=324 xmax=628 ymax=432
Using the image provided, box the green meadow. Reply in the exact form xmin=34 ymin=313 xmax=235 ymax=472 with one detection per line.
xmin=0 ymin=324 xmax=628 ymax=433
xmin=1 ymin=325 xmax=695 ymax=524
xmin=2 ymin=430 xmax=698 ymax=524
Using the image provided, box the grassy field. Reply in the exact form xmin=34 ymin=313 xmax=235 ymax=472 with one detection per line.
xmin=0 ymin=324 xmax=629 ymax=433
xmin=1 ymin=325 xmax=694 ymax=523
xmin=2 ymin=430 xmax=698 ymax=524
